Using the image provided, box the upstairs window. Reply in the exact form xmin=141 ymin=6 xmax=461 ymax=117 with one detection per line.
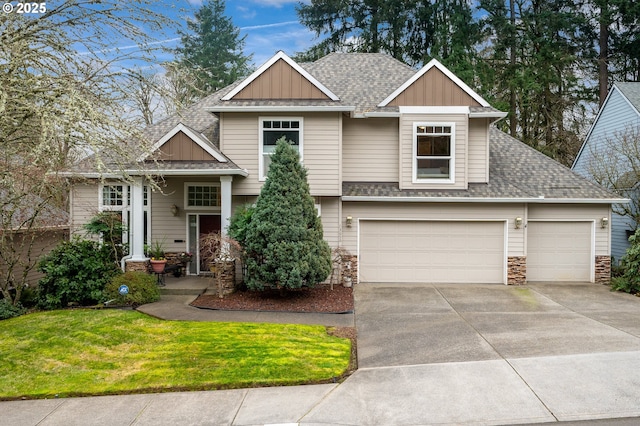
xmin=260 ymin=117 xmax=303 ymax=180
xmin=414 ymin=124 xmax=455 ymax=182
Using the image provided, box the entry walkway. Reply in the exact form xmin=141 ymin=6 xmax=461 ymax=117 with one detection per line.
xmin=3 ymin=283 xmax=640 ymax=425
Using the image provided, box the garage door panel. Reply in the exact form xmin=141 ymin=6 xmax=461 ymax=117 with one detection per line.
xmin=527 ymin=222 xmax=592 ymax=282
xmin=360 ymin=221 xmax=505 ymax=284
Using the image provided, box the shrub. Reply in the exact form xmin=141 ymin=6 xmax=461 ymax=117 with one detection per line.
xmin=37 ymin=239 xmax=120 ymax=309
xmin=242 ymin=140 xmax=331 ymax=290
xmin=0 ymin=299 xmax=26 ymax=320
xmin=104 ymin=272 xmax=159 ymax=307
xmin=611 ymin=231 xmax=640 ymax=295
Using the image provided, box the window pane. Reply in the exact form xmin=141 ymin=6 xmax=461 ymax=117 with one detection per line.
xmin=264 ymin=130 xmax=299 ymax=146
xmin=417 ymin=135 xmax=450 ymax=156
xmin=263 ymin=154 xmax=272 ymax=173
xmin=187 ymin=186 xmax=219 ymax=207
xmin=416 ymin=159 xmax=450 ymax=179
xmin=103 ymin=185 xmax=124 ymax=206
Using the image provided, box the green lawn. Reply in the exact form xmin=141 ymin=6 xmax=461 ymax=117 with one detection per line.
xmin=0 ymin=309 xmax=351 ymax=400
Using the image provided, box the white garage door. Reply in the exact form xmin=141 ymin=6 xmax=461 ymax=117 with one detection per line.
xmin=527 ymin=221 xmax=592 ymax=282
xmin=359 ymin=221 xmax=505 ymax=283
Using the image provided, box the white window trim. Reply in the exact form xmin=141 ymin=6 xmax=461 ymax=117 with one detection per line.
xmin=99 ymin=184 xmax=128 ymax=211
xmin=412 ymin=122 xmax=456 ymax=184
xmin=184 ymin=182 xmax=222 ymax=211
xmin=259 ymin=116 xmax=304 ymax=181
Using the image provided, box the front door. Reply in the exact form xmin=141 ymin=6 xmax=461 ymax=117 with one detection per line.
xmin=187 ymin=214 xmax=221 ymax=274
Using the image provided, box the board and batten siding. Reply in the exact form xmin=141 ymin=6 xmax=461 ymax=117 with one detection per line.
xmin=220 ymin=112 xmax=341 ymax=196
xmin=468 ymin=118 xmax=489 ymax=183
xmin=399 ymin=113 xmax=468 ymax=190
xmin=342 ymin=117 xmax=398 ymax=182
xmin=527 ymin=204 xmax=610 ymax=255
xmin=341 ymin=202 xmax=525 ymax=256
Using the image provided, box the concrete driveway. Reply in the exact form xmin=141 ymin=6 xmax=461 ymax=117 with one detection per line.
xmin=299 ymin=282 xmax=640 ymax=424
xmin=355 ymin=282 xmax=640 ymax=368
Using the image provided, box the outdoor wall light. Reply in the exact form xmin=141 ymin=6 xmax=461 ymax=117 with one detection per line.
xmin=601 ymin=217 xmax=609 ymax=229
xmin=346 ymin=216 xmax=353 ymax=227
xmin=515 ymin=217 xmax=523 ymax=229
xmin=170 ymin=204 xmax=179 ymax=217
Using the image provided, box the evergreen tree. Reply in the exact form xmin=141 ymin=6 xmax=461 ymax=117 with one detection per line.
xmin=176 ymin=0 xmax=251 ymax=93
xmin=242 ymin=140 xmax=332 ymax=291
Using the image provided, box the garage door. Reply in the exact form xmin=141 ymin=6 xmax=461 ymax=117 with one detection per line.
xmin=527 ymin=221 xmax=592 ymax=282
xmin=359 ymin=221 xmax=505 ymax=283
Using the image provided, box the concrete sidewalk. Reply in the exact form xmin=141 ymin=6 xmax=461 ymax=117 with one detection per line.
xmin=4 ymin=283 xmax=640 ymax=425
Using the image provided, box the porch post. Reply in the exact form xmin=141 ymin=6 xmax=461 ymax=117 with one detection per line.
xmin=220 ymin=176 xmax=233 ymax=236
xmin=129 ymin=176 xmax=146 ymax=261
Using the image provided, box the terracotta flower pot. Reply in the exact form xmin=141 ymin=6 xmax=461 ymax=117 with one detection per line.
xmin=150 ymin=259 xmax=167 ymax=273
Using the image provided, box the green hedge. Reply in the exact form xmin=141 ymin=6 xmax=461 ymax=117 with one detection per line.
xmin=105 ymin=272 xmax=160 ymax=307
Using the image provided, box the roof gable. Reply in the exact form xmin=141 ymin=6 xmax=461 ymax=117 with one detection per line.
xmin=379 ymin=59 xmax=489 ymax=107
xmin=140 ymin=123 xmax=227 ymax=163
xmin=572 ymin=84 xmax=640 ymax=170
xmin=222 ymin=51 xmax=340 ymax=101
xmin=614 ymin=82 xmax=640 ymax=116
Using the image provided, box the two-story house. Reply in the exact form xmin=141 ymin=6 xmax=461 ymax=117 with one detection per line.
xmin=65 ymin=51 xmax=622 ymax=285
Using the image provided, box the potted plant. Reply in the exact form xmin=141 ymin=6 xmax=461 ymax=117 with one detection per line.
xmin=148 ymin=240 xmax=167 ymax=273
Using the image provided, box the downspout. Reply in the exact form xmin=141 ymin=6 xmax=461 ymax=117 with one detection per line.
xmin=120 ymin=254 xmax=132 ymax=272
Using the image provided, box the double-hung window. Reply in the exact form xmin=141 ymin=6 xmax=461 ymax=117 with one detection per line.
xmin=414 ymin=123 xmax=455 ymax=182
xmin=259 ymin=117 xmax=303 ymax=180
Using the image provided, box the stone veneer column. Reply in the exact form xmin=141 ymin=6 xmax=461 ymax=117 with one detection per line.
xmin=124 ymin=261 xmax=148 ymax=273
xmin=507 ymin=256 xmax=526 ymax=285
xmin=341 ymin=254 xmax=358 ymax=285
xmin=595 ymin=255 xmax=611 ymax=285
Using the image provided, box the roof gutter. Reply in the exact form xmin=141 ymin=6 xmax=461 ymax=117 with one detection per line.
xmin=58 ymin=169 xmax=250 ymax=179
xmin=341 ymin=196 xmax=629 ymax=204
xmin=205 ymin=106 xmax=355 ymax=113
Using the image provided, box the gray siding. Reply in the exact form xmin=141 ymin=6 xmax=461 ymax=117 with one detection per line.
xmin=572 ymin=87 xmax=640 ymax=260
xmin=573 ymin=88 xmax=640 ymax=177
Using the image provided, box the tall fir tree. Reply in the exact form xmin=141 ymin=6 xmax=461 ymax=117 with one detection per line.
xmin=242 ymin=140 xmax=332 ymax=291
xmin=177 ymin=0 xmax=251 ymax=93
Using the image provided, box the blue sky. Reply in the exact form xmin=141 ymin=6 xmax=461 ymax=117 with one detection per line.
xmin=145 ymin=0 xmax=316 ymax=69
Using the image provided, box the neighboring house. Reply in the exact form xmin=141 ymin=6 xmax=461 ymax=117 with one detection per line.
xmin=1 ymin=194 xmax=69 ymax=288
xmin=572 ymin=82 xmax=640 ymax=262
xmin=64 ymin=51 xmax=623 ymax=285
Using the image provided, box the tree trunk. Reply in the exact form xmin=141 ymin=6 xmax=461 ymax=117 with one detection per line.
xmin=598 ymin=5 xmax=610 ymax=106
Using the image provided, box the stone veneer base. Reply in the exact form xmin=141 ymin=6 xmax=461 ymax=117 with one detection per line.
xmin=507 ymin=256 xmax=526 ymax=285
xmin=595 ymin=255 xmax=611 ymax=285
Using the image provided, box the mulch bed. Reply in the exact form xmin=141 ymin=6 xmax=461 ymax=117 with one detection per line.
xmin=190 ymin=284 xmax=354 ymax=313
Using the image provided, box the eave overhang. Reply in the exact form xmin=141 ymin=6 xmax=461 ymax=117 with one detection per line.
xmin=205 ymin=105 xmax=355 ymax=113
xmin=59 ymin=168 xmax=250 ymax=179
xmin=341 ymin=196 xmax=628 ymax=204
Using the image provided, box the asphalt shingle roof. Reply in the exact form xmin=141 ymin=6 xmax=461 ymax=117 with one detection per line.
xmin=343 ymin=128 xmax=621 ymax=201
xmin=65 ymin=52 xmax=623 ymax=202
